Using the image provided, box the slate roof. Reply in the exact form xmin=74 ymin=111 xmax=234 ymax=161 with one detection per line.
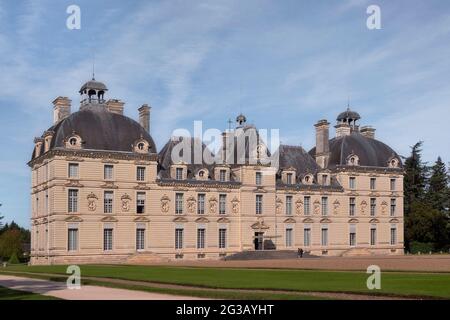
xmin=79 ymin=80 xmax=108 ymax=93
xmin=277 ymin=145 xmax=319 ymax=176
xmin=32 ymin=104 xmax=156 ymax=160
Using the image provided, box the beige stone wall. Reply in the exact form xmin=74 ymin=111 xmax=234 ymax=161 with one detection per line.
xmin=30 ymin=154 xmax=404 ymax=265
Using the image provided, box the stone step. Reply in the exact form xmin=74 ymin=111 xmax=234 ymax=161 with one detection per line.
xmin=340 ymin=247 xmax=372 ymax=257
xmin=125 ymin=252 xmax=169 ymax=264
xmin=224 ymin=250 xmax=316 ymax=261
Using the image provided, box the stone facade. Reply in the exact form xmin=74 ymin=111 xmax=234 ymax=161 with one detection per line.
xmin=29 ymin=80 xmax=404 ymax=265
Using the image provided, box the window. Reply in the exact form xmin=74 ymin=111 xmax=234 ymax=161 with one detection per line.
xmin=136 ymin=192 xmax=145 ymax=214
xmin=219 ymin=194 xmax=227 ymax=215
xmin=286 ymin=228 xmax=293 ymax=247
xmin=104 ymin=165 xmax=113 ymax=180
xmin=286 ymin=173 xmax=293 ymax=185
xmin=69 ymin=137 xmax=77 ymax=146
xmin=256 ymin=172 xmax=262 ymax=185
xmin=197 ymin=228 xmax=205 ymax=249
xmin=68 ymin=163 xmax=79 ymax=178
xmin=322 ymin=175 xmax=328 ymax=185
xmin=137 ymin=166 xmax=146 ymax=181
xmin=304 ymin=228 xmax=311 ymax=246
xmin=390 ymin=227 xmax=397 ymax=245
xmin=321 ymin=228 xmax=328 ymax=246
xmin=136 ymin=228 xmax=145 ymax=250
xmin=321 ymin=197 xmax=328 ymax=216
xmin=286 ymin=196 xmax=292 ymax=215
xmin=68 ymin=228 xmax=78 ymax=251
xmin=175 ymin=228 xmax=184 ymax=249
xmin=349 ymin=177 xmax=356 ymax=189
xmin=370 ymin=178 xmax=376 ymax=190
xmin=219 ymin=170 xmax=226 ymax=182
xmin=304 ymin=196 xmax=311 ymax=216
xmin=349 ymin=197 xmax=356 ymax=216
xmin=349 ymin=232 xmax=356 ymax=246
xmin=176 ymin=168 xmax=183 ymax=180
xmin=175 ymin=193 xmax=184 ymax=214
xmin=256 ymin=195 xmax=263 ymax=214
xmin=219 ymin=228 xmax=227 ymax=249
xmin=390 ymin=198 xmax=396 ymax=216
xmin=197 ymin=194 xmax=205 ymax=214
xmin=370 ymin=198 xmax=376 ymax=216
xmin=370 ymin=228 xmax=377 ymax=246
xmin=103 ymin=228 xmax=113 ymax=251
xmin=390 ymin=178 xmax=396 ymax=191
xmin=104 ymin=191 xmax=113 ymax=213
xmin=68 ymin=189 xmax=78 ymax=213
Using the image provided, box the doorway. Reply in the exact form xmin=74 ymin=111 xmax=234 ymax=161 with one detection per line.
xmin=254 ymin=232 xmax=264 ymax=250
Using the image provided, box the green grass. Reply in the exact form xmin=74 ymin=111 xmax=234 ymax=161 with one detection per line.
xmin=0 ymin=285 xmax=59 ymax=300
xmin=2 ymin=264 xmax=450 ymax=299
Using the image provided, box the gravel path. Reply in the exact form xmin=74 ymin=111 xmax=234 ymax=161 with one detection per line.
xmin=0 ymin=275 xmax=203 ymax=300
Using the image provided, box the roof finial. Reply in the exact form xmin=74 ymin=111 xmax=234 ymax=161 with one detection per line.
xmin=347 ymin=96 xmax=350 ymax=110
xmin=92 ymin=52 xmax=96 ymax=81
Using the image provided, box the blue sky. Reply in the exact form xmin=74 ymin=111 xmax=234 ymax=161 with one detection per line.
xmin=1 ymin=0 xmax=449 ymax=227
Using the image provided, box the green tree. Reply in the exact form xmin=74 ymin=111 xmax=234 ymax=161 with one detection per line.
xmin=0 ymin=203 xmax=4 ymax=229
xmin=0 ymin=228 xmax=23 ymax=260
xmin=427 ymin=157 xmax=449 ymax=211
xmin=403 ymin=142 xmax=428 ymax=216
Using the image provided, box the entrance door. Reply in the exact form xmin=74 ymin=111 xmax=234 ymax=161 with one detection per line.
xmin=254 ymin=232 xmax=264 ymax=250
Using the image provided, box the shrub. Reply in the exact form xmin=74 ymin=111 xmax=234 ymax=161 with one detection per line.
xmin=409 ymin=241 xmax=434 ymax=254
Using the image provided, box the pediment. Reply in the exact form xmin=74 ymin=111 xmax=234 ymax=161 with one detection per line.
xmin=65 ymin=215 xmax=83 ymax=222
xmin=369 ymin=218 xmax=380 ymax=223
xmin=302 ymin=218 xmax=314 ymax=223
xmin=101 ymin=216 xmax=118 ymax=222
xmin=389 ymin=218 xmax=400 ymax=223
xmin=348 ymin=218 xmax=359 ymax=223
xmin=195 ymin=217 xmax=210 ymax=223
xmin=134 ymin=216 xmax=150 ymax=222
xmin=320 ymin=218 xmax=332 ymax=223
xmin=284 ymin=218 xmax=296 ymax=224
xmin=251 ymin=221 xmax=270 ymax=230
xmin=173 ymin=217 xmax=188 ymax=223
xmin=217 ymin=217 xmax=230 ymax=223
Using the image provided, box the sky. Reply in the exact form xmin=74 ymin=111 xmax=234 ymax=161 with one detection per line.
xmin=0 ymin=0 xmax=449 ymax=227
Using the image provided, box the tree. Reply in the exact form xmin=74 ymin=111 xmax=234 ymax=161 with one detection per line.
xmin=0 ymin=228 xmax=23 ymax=260
xmin=427 ymin=157 xmax=449 ymax=211
xmin=403 ymin=141 xmax=428 ymax=215
xmin=0 ymin=203 xmax=4 ymax=229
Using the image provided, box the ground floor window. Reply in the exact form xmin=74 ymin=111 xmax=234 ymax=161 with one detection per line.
xmin=349 ymin=232 xmax=356 ymax=246
xmin=175 ymin=228 xmax=184 ymax=249
xmin=285 ymin=228 xmax=293 ymax=247
xmin=304 ymin=228 xmax=311 ymax=247
xmin=390 ymin=227 xmax=397 ymax=245
xmin=103 ymin=228 xmax=113 ymax=251
xmin=136 ymin=228 xmax=145 ymax=250
xmin=321 ymin=228 xmax=328 ymax=246
xmin=219 ymin=228 xmax=227 ymax=249
xmin=197 ymin=228 xmax=205 ymax=249
xmin=68 ymin=228 xmax=78 ymax=251
xmin=370 ymin=228 xmax=377 ymax=246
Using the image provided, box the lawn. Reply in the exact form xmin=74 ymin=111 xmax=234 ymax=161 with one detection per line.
xmin=0 ymin=285 xmax=59 ymax=300
xmin=2 ymin=264 xmax=450 ymax=299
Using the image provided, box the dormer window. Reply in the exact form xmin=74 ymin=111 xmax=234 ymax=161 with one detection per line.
xmin=303 ymin=174 xmax=313 ymax=185
xmin=219 ymin=170 xmax=226 ymax=182
xmin=65 ymin=134 xmax=82 ymax=149
xmin=347 ymin=154 xmax=359 ymax=166
xmin=138 ymin=142 xmax=145 ymax=150
xmin=388 ymin=158 xmax=399 ymax=168
xmin=195 ymin=169 xmax=209 ymax=181
xmin=176 ymin=168 xmax=183 ymax=180
xmin=133 ymin=139 xmax=149 ymax=154
xmin=322 ymin=174 xmax=328 ymax=185
xmin=69 ymin=138 xmax=77 ymax=146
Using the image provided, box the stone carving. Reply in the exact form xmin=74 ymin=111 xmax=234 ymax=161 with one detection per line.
xmin=161 ymin=195 xmax=170 ymax=213
xmin=295 ymin=199 xmax=303 ymax=215
xmin=121 ymin=194 xmax=131 ymax=212
xmin=275 ymin=197 xmax=283 ymax=214
xmin=86 ymin=192 xmax=98 ymax=212
xmin=209 ymin=196 xmax=218 ymax=214
xmin=381 ymin=201 xmax=388 ymax=214
xmin=333 ymin=199 xmax=340 ymax=214
xmin=313 ymin=199 xmax=320 ymax=215
xmin=187 ymin=196 xmax=197 ymax=214
xmin=231 ymin=197 xmax=240 ymax=214
xmin=360 ymin=200 xmax=367 ymax=214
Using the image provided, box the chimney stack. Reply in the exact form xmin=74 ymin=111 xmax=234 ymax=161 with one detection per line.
xmin=360 ymin=126 xmax=376 ymax=139
xmin=314 ymin=119 xmax=330 ymax=168
xmin=52 ymin=97 xmax=71 ymax=124
xmin=106 ymin=99 xmax=125 ymax=115
xmin=138 ymin=104 xmax=151 ymax=132
xmin=335 ymin=122 xmax=351 ymax=138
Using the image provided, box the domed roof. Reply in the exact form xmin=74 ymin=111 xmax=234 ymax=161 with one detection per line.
xmin=79 ymin=79 xmax=108 ymax=93
xmin=32 ymin=105 xmax=156 ymax=159
xmin=309 ymin=132 xmax=402 ymax=168
xmin=337 ymin=108 xmax=361 ymax=121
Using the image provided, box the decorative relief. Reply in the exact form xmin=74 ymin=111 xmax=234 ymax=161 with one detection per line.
xmin=284 ymin=217 xmax=296 ymax=224
xmin=134 ymin=216 xmax=150 ymax=222
xmin=65 ymin=180 xmax=84 ymax=188
xmin=65 ymin=216 xmax=83 ymax=222
xmin=348 ymin=218 xmax=359 ymax=223
xmin=161 ymin=195 xmax=170 ymax=213
xmin=320 ymin=218 xmax=332 ymax=223
xmin=121 ymin=194 xmax=132 ymax=212
xmin=381 ymin=201 xmax=388 ymax=214
xmin=101 ymin=216 xmax=118 ymax=222
xmin=276 ymin=197 xmax=283 ymax=214
xmin=195 ymin=217 xmax=210 ymax=223
xmin=101 ymin=182 xmax=118 ymax=189
xmin=313 ymin=199 xmax=320 ymax=215
xmin=86 ymin=192 xmax=98 ymax=212
xmin=333 ymin=199 xmax=340 ymax=214
xmin=302 ymin=217 xmax=314 ymax=223
xmin=209 ymin=196 xmax=218 ymax=214
xmin=360 ymin=200 xmax=367 ymax=214
xmin=217 ymin=217 xmax=230 ymax=223
xmin=134 ymin=184 xmax=150 ymax=190
xmin=251 ymin=217 xmax=269 ymax=230
xmin=173 ymin=216 xmax=188 ymax=223
xmin=231 ymin=197 xmax=240 ymax=214
xmin=369 ymin=218 xmax=379 ymax=223
xmin=295 ymin=199 xmax=303 ymax=215
xmin=187 ymin=196 xmax=197 ymax=214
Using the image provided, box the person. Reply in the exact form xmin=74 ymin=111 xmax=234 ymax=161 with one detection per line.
xmin=298 ymin=248 xmax=304 ymax=258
